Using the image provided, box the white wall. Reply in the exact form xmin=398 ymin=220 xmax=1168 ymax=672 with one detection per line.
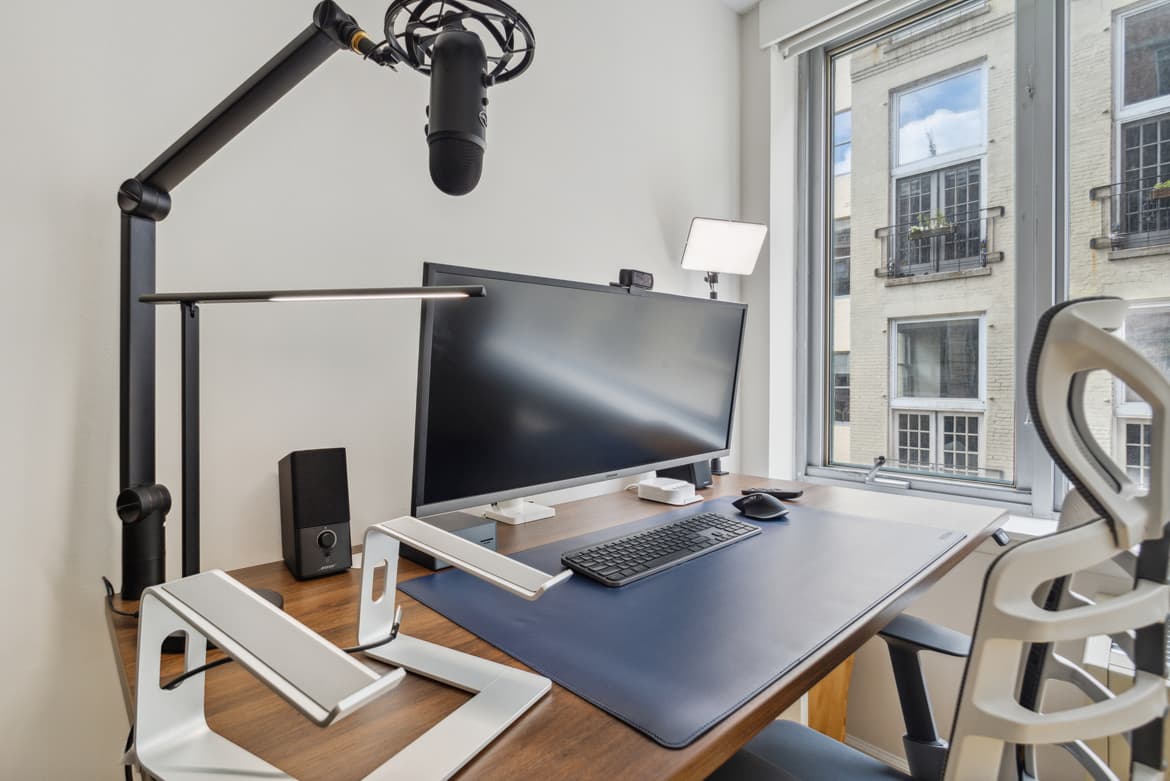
xmin=0 ymin=1 xmax=742 ymax=776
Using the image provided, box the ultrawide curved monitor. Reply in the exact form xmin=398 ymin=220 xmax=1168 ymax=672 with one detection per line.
xmin=412 ymin=264 xmax=747 ymax=517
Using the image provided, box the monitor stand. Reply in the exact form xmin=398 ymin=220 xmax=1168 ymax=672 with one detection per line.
xmin=484 ymin=498 xmax=556 ymax=525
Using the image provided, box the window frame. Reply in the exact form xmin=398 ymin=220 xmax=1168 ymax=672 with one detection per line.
xmin=889 ymin=314 xmax=987 ymax=412
xmin=796 ymin=0 xmax=1065 ymax=516
xmin=1115 ymin=0 xmax=1170 ymax=123
xmin=1113 ymin=299 xmax=1170 ymax=418
xmin=891 ymin=410 xmax=985 ymax=476
xmin=889 ymin=62 xmax=989 ymax=180
xmin=1115 ymin=419 xmax=1154 ymax=488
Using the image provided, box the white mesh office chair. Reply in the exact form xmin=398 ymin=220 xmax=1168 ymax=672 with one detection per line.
xmin=709 ymin=298 xmax=1170 ymax=781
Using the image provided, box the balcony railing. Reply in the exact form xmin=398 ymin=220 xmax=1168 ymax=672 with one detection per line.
xmin=874 ymin=206 xmax=1005 ymax=279
xmin=1090 ymin=177 xmax=1170 ymax=251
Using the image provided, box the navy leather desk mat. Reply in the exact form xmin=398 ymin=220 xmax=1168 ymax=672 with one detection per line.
xmin=398 ymin=496 xmax=965 ymax=748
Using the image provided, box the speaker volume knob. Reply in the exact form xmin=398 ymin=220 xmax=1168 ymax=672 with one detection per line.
xmin=317 ymin=529 xmax=337 ymax=550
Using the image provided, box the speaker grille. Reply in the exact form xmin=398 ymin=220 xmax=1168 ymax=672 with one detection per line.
xmin=287 ymin=448 xmax=349 ymax=528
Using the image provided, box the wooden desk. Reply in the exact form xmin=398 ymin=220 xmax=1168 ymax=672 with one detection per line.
xmin=107 ymin=474 xmax=1006 ymax=780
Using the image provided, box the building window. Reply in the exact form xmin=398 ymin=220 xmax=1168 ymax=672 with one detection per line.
xmin=894 ymin=160 xmax=983 ymax=273
xmin=893 ymin=411 xmax=982 ymax=476
xmin=1116 ymin=304 xmax=1170 ymax=419
xmin=1124 ymin=305 xmax=1170 ymax=403
xmin=890 ymin=316 xmax=985 ymax=477
xmin=1123 ymin=421 xmax=1153 ymax=487
xmin=1119 ymin=114 xmax=1170 ymax=238
xmin=832 ymin=352 xmax=850 ymax=422
xmin=896 ymin=412 xmax=932 ymax=467
xmin=941 ymin=414 xmax=980 ymax=475
xmin=832 ymin=219 xmax=851 ymax=297
xmin=1122 ymin=1 xmax=1170 ymax=109
xmin=834 ymin=110 xmax=852 ymax=176
xmin=894 ymin=68 xmax=985 ymax=170
xmin=894 ymin=318 xmax=981 ymax=401
xmin=888 ymin=67 xmax=987 ymax=276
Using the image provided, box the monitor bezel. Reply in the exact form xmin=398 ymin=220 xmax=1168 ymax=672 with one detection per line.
xmin=411 ymin=263 xmax=748 ymax=518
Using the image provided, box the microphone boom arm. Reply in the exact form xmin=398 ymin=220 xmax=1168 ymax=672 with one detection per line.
xmin=115 ymin=1 xmax=397 ymax=599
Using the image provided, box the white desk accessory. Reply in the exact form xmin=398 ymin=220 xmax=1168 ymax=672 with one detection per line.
xmin=129 ymin=515 xmax=571 ymax=781
xmin=636 ymin=476 xmax=702 ymax=505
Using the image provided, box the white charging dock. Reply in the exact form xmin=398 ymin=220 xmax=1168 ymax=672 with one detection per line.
xmin=484 ymin=497 xmax=557 ymax=525
xmin=636 ymin=477 xmax=702 ymax=505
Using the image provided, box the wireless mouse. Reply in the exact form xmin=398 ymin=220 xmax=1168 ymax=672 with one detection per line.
xmin=732 ymin=492 xmax=789 ymax=521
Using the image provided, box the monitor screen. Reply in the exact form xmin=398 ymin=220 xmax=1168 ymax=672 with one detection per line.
xmin=412 ymin=264 xmax=747 ymax=516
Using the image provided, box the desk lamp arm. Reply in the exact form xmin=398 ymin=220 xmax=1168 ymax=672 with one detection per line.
xmin=115 ymin=2 xmax=397 ymax=599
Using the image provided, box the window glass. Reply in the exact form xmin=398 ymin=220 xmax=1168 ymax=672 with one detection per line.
xmin=1072 ymin=0 xmax=1170 ymax=487
xmin=896 ymin=69 xmax=984 ymax=167
xmin=1124 ymin=306 xmax=1170 ymax=402
xmin=833 ymin=219 xmax=851 ymax=296
xmin=832 ymin=353 xmax=851 ymax=422
xmin=834 ymin=110 xmax=853 ymax=175
xmin=1124 ymin=2 xmax=1170 ymax=106
xmin=895 ymin=319 xmax=980 ymax=399
xmin=1124 ymin=421 xmax=1153 ymax=486
xmin=825 ymin=2 xmax=1014 ymax=486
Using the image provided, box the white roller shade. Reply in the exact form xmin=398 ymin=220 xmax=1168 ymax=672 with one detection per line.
xmin=759 ymin=0 xmax=923 ymax=56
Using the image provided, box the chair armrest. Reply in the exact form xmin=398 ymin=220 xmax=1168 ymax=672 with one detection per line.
xmin=879 ymin=613 xmax=971 ymax=658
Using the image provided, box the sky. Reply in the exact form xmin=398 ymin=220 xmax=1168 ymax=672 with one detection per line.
xmin=896 ymin=69 xmax=983 ymax=166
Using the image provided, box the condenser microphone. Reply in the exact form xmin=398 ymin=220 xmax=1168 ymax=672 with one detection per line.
xmin=426 ymin=26 xmax=489 ymax=196
xmin=382 ymin=0 xmax=534 ymax=195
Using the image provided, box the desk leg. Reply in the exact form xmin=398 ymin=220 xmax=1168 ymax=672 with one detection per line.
xmin=808 ymin=655 xmax=855 ymax=742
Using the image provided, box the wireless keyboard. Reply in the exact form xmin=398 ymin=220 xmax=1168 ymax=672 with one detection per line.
xmin=561 ymin=512 xmax=760 ymax=587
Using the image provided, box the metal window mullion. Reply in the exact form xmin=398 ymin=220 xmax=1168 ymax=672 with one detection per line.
xmin=1015 ymin=0 xmax=1064 ymax=516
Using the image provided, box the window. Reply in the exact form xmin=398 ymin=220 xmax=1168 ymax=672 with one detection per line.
xmin=896 ymin=412 xmax=933 ymax=467
xmin=886 ymin=67 xmax=989 ymax=277
xmin=889 ymin=317 xmax=986 ymax=476
xmin=1122 ymin=420 xmax=1153 ymax=487
xmin=1121 ymin=304 xmax=1170 ymax=409
xmin=832 ymin=219 xmax=851 ymax=296
xmin=832 ymin=353 xmax=850 ymax=422
xmin=1119 ymin=115 xmax=1170 ymax=239
xmin=894 ymin=160 xmax=983 ymax=274
xmin=894 ymin=318 xmax=981 ymax=402
xmin=818 ymin=3 xmax=1014 ymax=492
xmin=834 ymin=110 xmax=852 ymax=176
xmin=1122 ymin=2 xmax=1170 ymax=108
xmin=894 ymin=68 xmax=985 ymax=170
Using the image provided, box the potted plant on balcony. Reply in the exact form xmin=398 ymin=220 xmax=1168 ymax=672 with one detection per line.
xmin=1152 ymin=180 xmax=1170 ymax=200
xmin=907 ymin=211 xmax=955 ymax=240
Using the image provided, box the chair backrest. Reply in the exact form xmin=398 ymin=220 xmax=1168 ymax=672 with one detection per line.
xmin=944 ymin=298 xmax=1170 ymax=780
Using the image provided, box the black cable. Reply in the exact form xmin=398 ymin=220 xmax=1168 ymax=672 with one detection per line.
xmin=103 ymin=576 xmax=138 ymax=618
xmin=124 ymin=724 xmax=133 ymax=781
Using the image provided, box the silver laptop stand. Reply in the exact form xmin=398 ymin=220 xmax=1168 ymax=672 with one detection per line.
xmin=129 ymin=515 xmax=570 ymax=780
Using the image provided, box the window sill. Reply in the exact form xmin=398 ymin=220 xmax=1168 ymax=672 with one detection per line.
xmin=1000 ymin=513 xmax=1057 ymax=539
xmin=883 ymin=266 xmax=991 ymax=287
xmin=1108 ymin=244 xmax=1170 ymax=262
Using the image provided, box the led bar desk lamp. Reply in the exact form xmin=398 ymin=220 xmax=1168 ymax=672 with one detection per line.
xmin=132 ymin=286 xmax=484 ymax=610
xmin=680 ymin=217 xmax=766 ymax=475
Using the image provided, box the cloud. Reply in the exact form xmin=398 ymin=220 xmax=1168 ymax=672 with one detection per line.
xmin=898 ymin=108 xmax=983 ymax=166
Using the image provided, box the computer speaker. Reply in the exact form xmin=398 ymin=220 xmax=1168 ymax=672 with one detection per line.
xmin=656 ymin=460 xmax=713 ymax=489
xmin=278 ymin=447 xmax=353 ymax=580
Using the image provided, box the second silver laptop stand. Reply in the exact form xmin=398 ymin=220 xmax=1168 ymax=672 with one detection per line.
xmin=130 ymin=515 xmax=570 ymax=780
